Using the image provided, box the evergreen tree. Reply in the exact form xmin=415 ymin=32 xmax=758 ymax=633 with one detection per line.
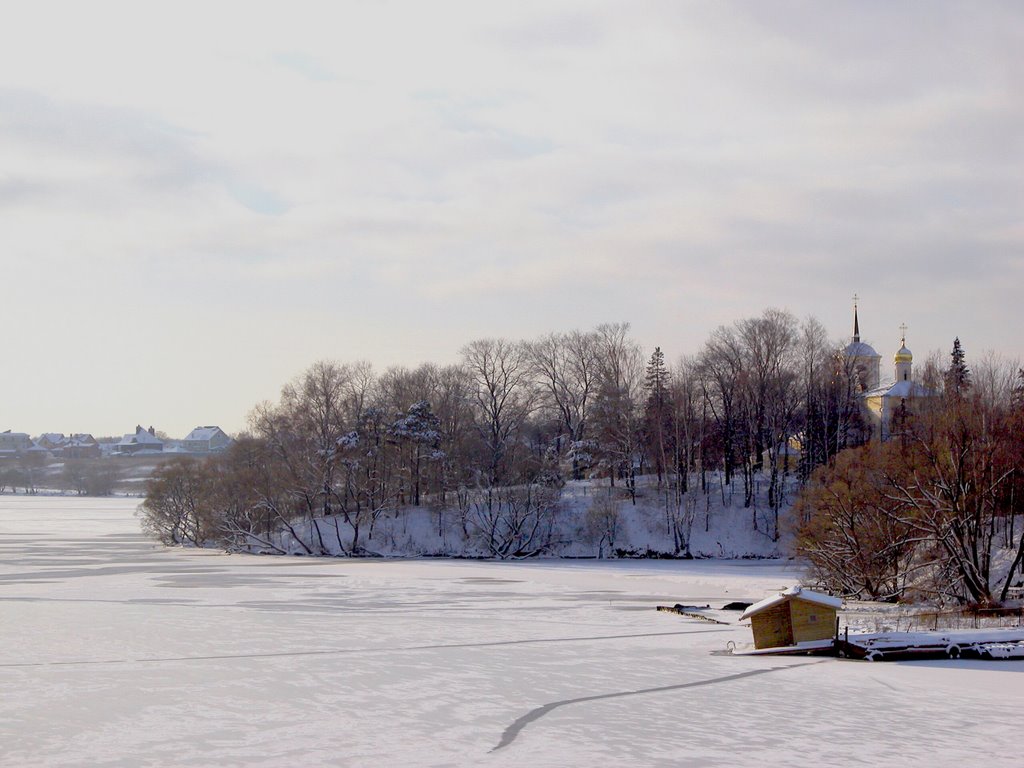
xmin=390 ymin=400 xmax=442 ymax=506
xmin=945 ymin=337 xmax=971 ymax=397
xmin=644 ymin=346 xmax=670 ymax=405
xmin=643 ymin=347 xmax=672 ymax=485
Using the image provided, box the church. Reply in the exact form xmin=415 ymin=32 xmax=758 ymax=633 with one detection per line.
xmin=842 ymin=300 xmax=932 ymax=441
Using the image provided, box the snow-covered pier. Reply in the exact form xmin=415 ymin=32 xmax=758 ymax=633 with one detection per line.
xmin=837 ymin=628 xmax=1024 ymax=662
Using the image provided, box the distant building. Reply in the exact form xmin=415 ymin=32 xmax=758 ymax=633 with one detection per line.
xmin=860 ymin=335 xmax=933 ymax=441
xmin=182 ymin=426 xmax=232 ymax=454
xmin=64 ymin=434 xmax=101 ymax=459
xmin=843 ymin=303 xmax=882 ymax=393
xmin=0 ymin=430 xmax=33 ymax=458
xmin=114 ymin=425 xmax=164 ymax=455
xmin=842 ymin=301 xmax=936 ymax=442
xmin=36 ymin=433 xmax=67 ymax=453
xmin=33 ymin=433 xmax=101 ymax=459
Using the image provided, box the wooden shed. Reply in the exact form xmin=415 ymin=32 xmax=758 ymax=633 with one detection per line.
xmin=740 ymin=586 xmax=842 ymax=650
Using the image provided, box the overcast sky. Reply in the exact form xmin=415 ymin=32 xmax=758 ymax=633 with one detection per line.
xmin=1 ymin=1 xmax=1021 ymax=438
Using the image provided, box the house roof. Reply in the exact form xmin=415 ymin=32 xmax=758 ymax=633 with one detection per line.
xmin=739 ymin=586 xmax=842 ymax=621
xmin=118 ymin=427 xmax=163 ymax=446
xmin=184 ymin=426 xmax=224 ymax=441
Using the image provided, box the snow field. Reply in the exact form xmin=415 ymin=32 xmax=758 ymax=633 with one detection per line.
xmin=1 ymin=497 xmax=1023 ymax=767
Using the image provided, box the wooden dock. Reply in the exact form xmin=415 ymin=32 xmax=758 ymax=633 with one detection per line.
xmin=834 ymin=627 xmax=1024 ymax=661
xmin=727 ymin=628 xmax=1024 ymax=660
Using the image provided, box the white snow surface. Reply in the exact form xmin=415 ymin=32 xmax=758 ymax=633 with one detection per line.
xmin=2 ymin=497 xmax=1023 ymax=767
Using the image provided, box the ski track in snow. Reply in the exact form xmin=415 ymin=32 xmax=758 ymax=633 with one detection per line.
xmin=491 ymin=661 xmax=829 ymax=752
xmin=0 ymin=628 xmax=732 ymax=669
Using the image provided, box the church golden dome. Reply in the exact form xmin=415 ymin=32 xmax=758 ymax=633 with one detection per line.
xmin=894 ymin=342 xmax=912 ymax=364
xmin=894 ymin=324 xmax=912 ymax=364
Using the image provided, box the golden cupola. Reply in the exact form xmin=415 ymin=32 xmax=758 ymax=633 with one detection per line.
xmin=894 ymin=326 xmax=913 ymax=382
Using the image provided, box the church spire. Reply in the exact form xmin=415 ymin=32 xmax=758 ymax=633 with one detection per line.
xmin=852 ymin=293 xmax=860 ymax=343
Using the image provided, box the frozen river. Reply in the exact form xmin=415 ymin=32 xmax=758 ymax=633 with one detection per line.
xmin=2 ymin=496 xmax=1022 ymax=767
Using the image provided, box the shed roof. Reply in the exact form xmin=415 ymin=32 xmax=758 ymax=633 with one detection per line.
xmin=739 ymin=586 xmax=842 ymax=621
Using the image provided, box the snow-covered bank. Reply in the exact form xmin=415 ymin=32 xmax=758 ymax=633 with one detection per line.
xmin=230 ymin=478 xmax=793 ymax=560
xmin=3 ymin=496 xmax=1023 ymax=767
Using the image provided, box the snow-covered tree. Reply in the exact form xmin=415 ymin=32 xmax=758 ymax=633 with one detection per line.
xmin=390 ymin=399 xmax=442 ymax=506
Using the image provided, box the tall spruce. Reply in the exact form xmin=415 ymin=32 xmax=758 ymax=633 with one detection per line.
xmin=945 ymin=337 xmax=971 ymax=397
xmin=643 ymin=347 xmax=671 ymax=486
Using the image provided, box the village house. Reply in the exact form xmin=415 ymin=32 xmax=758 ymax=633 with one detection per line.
xmin=0 ymin=430 xmax=34 ymax=458
xmin=182 ymin=426 xmax=232 ymax=454
xmin=739 ymin=586 xmax=842 ymax=650
xmin=36 ymin=433 xmax=67 ymax=453
xmin=113 ymin=426 xmax=164 ymax=456
xmin=64 ymin=434 xmax=101 ymax=459
xmin=33 ymin=433 xmax=101 ymax=459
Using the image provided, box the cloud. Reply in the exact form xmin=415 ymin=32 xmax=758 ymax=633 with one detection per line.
xmin=0 ymin=1 xmax=1021 ymax=436
xmin=272 ymin=51 xmax=340 ymax=83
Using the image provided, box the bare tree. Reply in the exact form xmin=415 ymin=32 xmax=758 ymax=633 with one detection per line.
xmin=697 ymin=324 xmax=744 ymax=487
xmin=466 ymin=484 xmax=560 ymax=558
xmin=584 ymin=495 xmax=622 ymax=558
xmin=590 ymin=323 xmax=645 ymax=502
xmin=528 ymin=330 xmax=600 ymax=479
xmin=461 ymin=338 xmax=536 ymax=487
xmin=794 ymin=443 xmax=919 ymax=600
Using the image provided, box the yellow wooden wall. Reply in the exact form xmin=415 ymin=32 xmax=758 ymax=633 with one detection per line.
xmin=751 ymin=602 xmax=793 ymax=649
xmin=790 ymin=599 xmax=836 ymax=643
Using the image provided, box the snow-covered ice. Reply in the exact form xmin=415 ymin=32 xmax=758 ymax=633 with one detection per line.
xmin=2 ymin=496 xmax=1023 ymax=767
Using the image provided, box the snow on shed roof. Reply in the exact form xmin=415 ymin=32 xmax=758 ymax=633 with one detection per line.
xmin=739 ymin=586 xmax=842 ymax=621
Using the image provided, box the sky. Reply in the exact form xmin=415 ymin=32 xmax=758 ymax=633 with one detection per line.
xmin=1 ymin=1 xmax=1021 ymax=438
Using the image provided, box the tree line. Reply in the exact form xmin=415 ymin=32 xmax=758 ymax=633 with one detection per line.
xmin=0 ymin=455 xmax=120 ymax=496
xmin=142 ymin=309 xmax=880 ymax=556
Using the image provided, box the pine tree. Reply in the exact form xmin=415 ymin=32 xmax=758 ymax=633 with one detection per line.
xmin=643 ymin=347 xmax=672 ymax=486
xmin=945 ymin=337 xmax=971 ymax=397
xmin=644 ymin=347 xmax=670 ymax=406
